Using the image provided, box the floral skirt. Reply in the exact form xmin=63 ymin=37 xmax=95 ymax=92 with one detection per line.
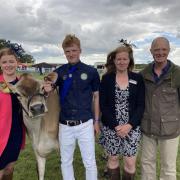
xmin=99 ymin=125 xmax=141 ymax=156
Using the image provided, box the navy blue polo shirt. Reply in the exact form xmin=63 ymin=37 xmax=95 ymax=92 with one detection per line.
xmin=54 ymin=61 xmax=100 ymax=122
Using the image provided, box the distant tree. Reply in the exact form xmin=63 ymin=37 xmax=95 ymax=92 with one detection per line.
xmin=134 ymin=64 xmax=147 ymax=71
xmin=0 ymin=39 xmax=35 ymax=63
xmin=0 ymin=39 xmax=7 ymax=49
xmin=21 ymin=54 xmax=35 ymax=63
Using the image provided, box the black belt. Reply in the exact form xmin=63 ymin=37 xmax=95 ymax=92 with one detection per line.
xmin=61 ymin=119 xmax=89 ymax=126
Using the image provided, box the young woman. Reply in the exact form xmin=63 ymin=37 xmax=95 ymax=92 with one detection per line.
xmin=99 ymin=44 xmax=145 ymax=180
xmin=0 ymin=48 xmax=25 ymax=180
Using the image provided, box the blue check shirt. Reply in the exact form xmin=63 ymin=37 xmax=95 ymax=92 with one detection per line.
xmin=55 ymin=61 xmax=100 ymax=122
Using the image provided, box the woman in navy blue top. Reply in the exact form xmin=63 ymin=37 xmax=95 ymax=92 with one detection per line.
xmin=99 ymin=42 xmax=145 ymax=180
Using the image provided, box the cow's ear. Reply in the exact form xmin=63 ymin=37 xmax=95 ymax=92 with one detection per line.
xmin=44 ymin=72 xmax=58 ymax=83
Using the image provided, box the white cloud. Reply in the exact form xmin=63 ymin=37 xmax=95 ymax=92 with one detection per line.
xmin=170 ymin=47 xmax=180 ymax=65
xmin=0 ymin=0 xmax=180 ymax=65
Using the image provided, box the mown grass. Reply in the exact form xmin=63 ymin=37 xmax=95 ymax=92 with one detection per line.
xmin=14 ymin=136 xmax=179 ymax=180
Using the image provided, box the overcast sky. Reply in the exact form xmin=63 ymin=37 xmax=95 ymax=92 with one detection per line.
xmin=0 ymin=0 xmax=180 ymax=65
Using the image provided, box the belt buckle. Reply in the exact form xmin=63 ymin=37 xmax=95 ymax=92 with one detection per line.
xmin=67 ymin=120 xmax=75 ymax=126
xmin=66 ymin=120 xmax=82 ymax=126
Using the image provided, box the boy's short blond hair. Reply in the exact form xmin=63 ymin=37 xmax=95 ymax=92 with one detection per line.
xmin=62 ymin=34 xmax=81 ymax=50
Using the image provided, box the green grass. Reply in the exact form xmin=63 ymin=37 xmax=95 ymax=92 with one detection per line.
xmin=14 ymin=137 xmax=180 ymax=180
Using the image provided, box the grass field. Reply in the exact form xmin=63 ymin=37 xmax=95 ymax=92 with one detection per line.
xmin=14 ymin=136 xmax=179 ymax=180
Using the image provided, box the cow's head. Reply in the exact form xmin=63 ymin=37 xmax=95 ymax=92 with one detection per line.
xmin=11 ymin=73 xmax=48 ymax=118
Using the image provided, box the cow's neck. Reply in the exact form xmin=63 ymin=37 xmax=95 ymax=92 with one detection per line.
xmin=23 ymin=115 xmax=42 ymax=143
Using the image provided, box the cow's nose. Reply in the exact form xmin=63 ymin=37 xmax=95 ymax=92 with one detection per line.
xmin=30 ymin=104 xmax=45 ymax=116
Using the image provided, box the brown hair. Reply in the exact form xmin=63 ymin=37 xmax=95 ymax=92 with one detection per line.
xmin=62 ymin=34 xmax=81 ymax=50
xmin=105 ymin=45 xmax=134 ymax=74
xmin=0 ymin=48 xmax=18 ymax=60
xmin=0 ymin=48 xmax=18 ymax=74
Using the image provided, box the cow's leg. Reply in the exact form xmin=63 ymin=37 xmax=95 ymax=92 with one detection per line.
xmin=34 ymin=152 xmax=46 ymax=180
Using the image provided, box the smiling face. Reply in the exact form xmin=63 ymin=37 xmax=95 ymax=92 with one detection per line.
xmin=0 ymin=54 xmax=18 ymax=76
xmin=114 ymin=51 xmax=130 ymax=72
xmin=150 ymin=37 xmax=170 ymax=65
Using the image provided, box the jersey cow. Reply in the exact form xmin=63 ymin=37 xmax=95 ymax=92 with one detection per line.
xmin=11 ymin=73 xmax=60 ymax=180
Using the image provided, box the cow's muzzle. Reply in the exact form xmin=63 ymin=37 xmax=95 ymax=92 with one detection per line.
xmin=30 ymin=103 xmax=45 ymax=117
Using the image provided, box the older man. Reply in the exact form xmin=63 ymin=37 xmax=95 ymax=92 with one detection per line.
xmin=141 ymin=37 xmax=180 ymax=180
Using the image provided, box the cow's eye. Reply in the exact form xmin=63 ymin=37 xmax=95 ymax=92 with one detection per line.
xmin=40 ymin=87 xmax=44 ymax=94
xmin=14 ymin=92 xmax=24 ymax=101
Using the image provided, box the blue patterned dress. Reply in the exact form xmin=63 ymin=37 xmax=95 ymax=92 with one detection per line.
xmin=99 ymin=83 xmax=141 ymax=156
